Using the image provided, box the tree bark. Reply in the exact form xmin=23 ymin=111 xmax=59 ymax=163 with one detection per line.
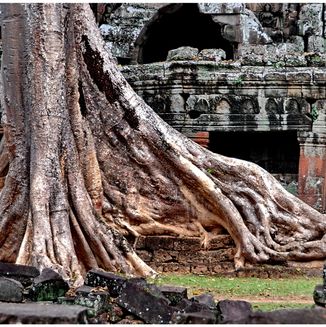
xmin=1 ymin=3 xmax=326 ymax=285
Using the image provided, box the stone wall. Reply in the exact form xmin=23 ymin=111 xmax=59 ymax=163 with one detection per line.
xmin=100 ymin=3 xmax=326 ymax=212
xmin=134 ymin=235 xmax=323 ymax=278
xmin=135 ymin=235 xmax=235 ymax=274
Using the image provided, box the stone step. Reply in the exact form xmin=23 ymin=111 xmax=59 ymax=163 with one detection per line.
xmin=0 ymin=262 xmax=40 ymax=287
xmin=0 ymin=303 xmax=89 ymax=324
xmin=84 ymin=269 xmax=126 ymax=297
xmin=0 ymin=277 xmax=24 ymax=303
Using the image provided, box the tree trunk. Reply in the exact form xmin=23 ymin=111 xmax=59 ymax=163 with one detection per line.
xmin=1 ymin=3 xmax=326 ymax=285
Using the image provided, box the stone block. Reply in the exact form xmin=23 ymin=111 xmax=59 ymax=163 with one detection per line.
xmin=287 ymin=86 xmax=303 ymax=98
xmin=308 ymin=36 xmax=325 ymax=53
xmin=84 ymin=269 xmax=126 ymax=297
xmin=173 ymin=237 xmax=202 ymax=251
xmin=166 ymin=47 xmax=198 ymax=61
xmin=298 ymin=4 xmax=323 ymax=36
xmin=198 ymin=49 xmax=226 ymax=62
xmin=208 ymin=248 xmax=235 ymax=263
xmin=152 ymin=249 xmax=178 ymax=263
xmin=136 ymin=250 xmax=152 ymax=262
xmin=191 ymin=293 xmax=216 ymax=310
xmin=29 ymin=268 xmax=69 ymax=302
xmin=191 ymin=264 xmax=210 ymax=274
xmin=134 ymin=236 xmax=146 ymax=249
xmin=0 ymin=303 xmax=88 ymax=324
xmin=264 ymin=72 xmax=286 ymax=81
xmin=0 ymin=262 xmax=40 ymax=287
xmin=265 ymin=88 xmax=288 ymax=98
xmin=117 ymin=278 xmax=175 ymax=324
xmin=241 ymin=54 xmax=265 ymax=66
xmin=212 ymin=14 xmax=240 ymax=26
xmin=237 ymin=307 xmax=326 ymax=324
xmin=74 ymin=285 xmax=110 ymax=316
xmin=0 ymin=277 xmax=24 ymax=303
xmin=285 ymin=55 xmax=307 ymax=67
xmin=222 ymin=24 xmax=242 ymax=43
xmin=198 ymin=3 xmax=245 ymax=14
xmin=171 ymin=311 xmax=216 ymax=324
xmin=308 ymin=54 xmax=326 ymax=67
xmin=314 ymin=284 xmax=326 ymax=307
xmin=161 ymin=263 xmax=191 ymax=274
xmin=158 ymin=285 xmax=188 ymax=306
xmin=217 ymin=300 xmax=252 ymax=323
xmin=172 ymin=298 xmax=217 ymax=323
xmin=144 ymin=236 xmax=176 ymax=250
xmin=178 ymin=250 xmax=208 ymax=264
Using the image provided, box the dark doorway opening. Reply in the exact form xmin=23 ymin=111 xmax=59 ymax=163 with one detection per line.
xmin=136 ymin=4 xmax=234 ymax=64
xmin=209 ymin=130 xmax=299 ymax=174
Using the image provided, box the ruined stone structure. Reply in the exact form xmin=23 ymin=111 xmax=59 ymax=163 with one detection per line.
xmin=99 ymin=3 xmax=326 ymax=212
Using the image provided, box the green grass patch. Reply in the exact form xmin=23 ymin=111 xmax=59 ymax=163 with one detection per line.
xmin=153 ymin=274 xmax=321 ymax=298
xmin=252 ymin=302 xmax=313 ymax=312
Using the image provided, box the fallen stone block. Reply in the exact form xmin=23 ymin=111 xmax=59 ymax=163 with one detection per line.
xmin=0 ymin=277 xmax=24 ymax=303
xmin=314 ymin=284 xmax=326 ymax=307
xmin=236 ymin=307 xmax=326 ymax=324
xmin=117 ymin=278 xmax=175 ymax=324
xmin=0 ymin=262 xmax=40 ymax=287
xmin=191 ymin=293 xmax=216 ymax=310
xmin=29 ymin=268 xmax=69 ymax=302
xmin=172 ymin=298 xmax=217 ymax=323
xmin=217 ymin=299 xmax=252 ymax=323
xmin=84 ymin=269 xmax=126 ymax=297
xmin=171 ymin=311 xmax=216 ymax=324
xmin=158 ymin=285 xmax=188 ymax=306
xmin=74 ymin=285 xmax=110 ymax=316
xmin=0 ymin=302 xmax=88 ymax=324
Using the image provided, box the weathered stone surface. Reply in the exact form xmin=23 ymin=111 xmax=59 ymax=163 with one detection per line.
xmin=198 ymin=3 xmax=245 ymax=14
xmin=217 ymin=299 xmax=252 ymax=323
xmin=173 ymin=298 xmax=217 ymax=323
xmin=171 ymin=311 xmax=216 ymax=324
xmin=117 ymin=278 xmax=175 ymax=324
xmin=314 ymin=284 xmax=326 ymax=307
xmin=198 ymin=49 xmax=226 ymax=62
xmin=308 ymin=36 xmax=325 ymax=54
xmin=237 ymin=307 xmax=326 ymax=324
xmin=191 ymin=293 xmax=216 ymax=310
xmin=158 ymin=285 xmax=188 ymax=306
xmin=57 ymin=296 xmax=76 ymax=305
xmin=166 ymin=47 xmax=199 ymax=61
xmin=298 ymin=4 xmax=323 ymax=37
xmin=75 ymin=285 xmax=110 ymax=316
xmin=29 ymin=268 xmax=69 ymax=302
xmin=0 ymin=262 xmax=40 ymax=287
xmin=0 ymin=277 xmax=24 ymax=303
xmin=0 ymin=303 xmax=88 ymax=324
xmin=84 ymin=269 xmax=126 ymax=297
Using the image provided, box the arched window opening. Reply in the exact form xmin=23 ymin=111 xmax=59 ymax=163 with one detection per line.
xmin=135 ymin=4 xmax=234 ymax=64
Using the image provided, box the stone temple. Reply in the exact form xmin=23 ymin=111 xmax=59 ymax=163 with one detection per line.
xmin=91 ymin=2 xmax=326 ymax=214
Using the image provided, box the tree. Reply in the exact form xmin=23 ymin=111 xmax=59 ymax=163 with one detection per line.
xmin=0 ymin=3 xmax=325 ymax=286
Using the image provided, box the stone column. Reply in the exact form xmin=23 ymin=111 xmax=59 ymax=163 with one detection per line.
xmin=297 ymin=132 xmax=326 ymax=212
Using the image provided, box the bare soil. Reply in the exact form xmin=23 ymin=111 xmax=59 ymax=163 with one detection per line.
xmin=214 ymin=294 xmax=313 ymax=304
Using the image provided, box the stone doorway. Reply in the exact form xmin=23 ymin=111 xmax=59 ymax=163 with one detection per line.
xmin=209 ymin=130 xmax=300 ymax=193
xmin=134 ymin=3 xmax=234 ymax=64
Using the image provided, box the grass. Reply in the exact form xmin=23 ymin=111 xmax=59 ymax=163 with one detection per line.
xmin=152 ymin=274 xmax=321 ymax=311
xmin=251 ymin=302 xmax=313 ymax=312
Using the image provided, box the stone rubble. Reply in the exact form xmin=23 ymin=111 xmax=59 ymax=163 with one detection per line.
xmin=0 ymin=262 xmax=324 ymax=324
